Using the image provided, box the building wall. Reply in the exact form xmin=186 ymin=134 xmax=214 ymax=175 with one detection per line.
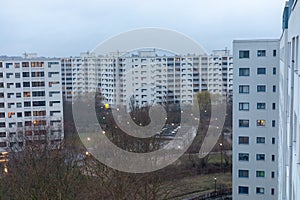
xmin=233 ymin=40 xmax=280 ymax=199
xmin=0 ymin=58 xmax=64 ymax=152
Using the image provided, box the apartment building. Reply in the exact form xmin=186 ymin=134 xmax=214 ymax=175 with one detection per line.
xmin=232 ymin=40 xmax=280 ymax=199
xmin=63 ymin=50 xmax=233 ymax=108
xmin=0 ymin=55 xmax=64 ymax=153
xmin=279 ymin=0 xmax=300 ymax=199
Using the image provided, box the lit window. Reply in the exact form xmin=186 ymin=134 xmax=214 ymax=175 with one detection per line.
xmin=257 ymin=120 xmax=266 ymax=127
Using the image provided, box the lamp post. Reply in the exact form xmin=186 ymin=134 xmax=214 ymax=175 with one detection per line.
xmin=214 ymin=177 xmax=217 ymax=193
xmin=219 ymin=143 xmax=223 ymax=173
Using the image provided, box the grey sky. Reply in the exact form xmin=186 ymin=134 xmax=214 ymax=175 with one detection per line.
xmin=0 ymin=0 xmax=285 ymax=57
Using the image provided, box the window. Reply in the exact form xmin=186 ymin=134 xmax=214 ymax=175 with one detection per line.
xmin=257 ymin=50 xmax=266 ymax=57
xmin=257 ymin=68 xmax=266 ymax=74
xmin=239 ymin=85 xmax=250 ymax=94
xmin=7 ymin=93 xmax=14 ymax=98
xmin=0 ymin=103 xmax=3 ymax=108
xmin=239 ymin=68 xmax=250 ymax=76
xmin=32 ymin=91 xmax=45 ymax=97
xmin=239 ymin=120 xmax=249 ymax=127
xmin=239 ymin=170 xmax=249 ymax=178
xmin=0 ymin=93 xmax=3 ymax=98
xmin=32 ymin=101 xmax=46 ymax=107
xmin=257 ymin=103 xmax=266 ymax=109
xmin=256 ymin=187 xmax=265 ymax=194
xmin=272 ymin=120 xmax=276 ymax=127
xmin=23 ymin=72 xmax=30 ymax=77
xmin=257 ymin=120 xmax=266 ymax=127
xmin=273 ymin=85 xmax=276 ymax=92
xmin=0 ymin=122 xmax=5 ymax=128
xmin=271 ymin=188 xmax=275 ymax=195
xmin=0 ymin=142 xmax=6 ymax=148
xmin=16 ymin=103 xmax=22 ymax=108
xmin=16 ymin=93 xmax=21 ymax=98
xmin=271 ymin=171 xmax=275 ymax=178
xmin=8 ymin=112 xmax=15 ymax=118
xmin=257 ymin=85 xmax=266 ymax=92
xmin=16 ymin=83 xmax=21 ymax=88
xmin=239 ymin=102 xmax=249 ymax=111
xmin=273 ymin=67 xmax=276 ymax=75
xmin=23 ymin=92 xmax=30 ymax=97
xmin=32 ymin=81 xmax=45 ymax=87
xmin=15 ymin=73 xmax=20 ymax=78
xmin=0 ymin=132 xmax=6 ymax=137
xmin=272 ymin=137 xmax=276 ymax=144
xmin=239 ymin=136 xmax=249 ymax=144
xmin=272 ymin=103 xmax=276 ymax=110
xmin=256 ymin=137 xmax=265 ymax=144
xmin=239 ymin=50 xmax=250 ymax=59
xmin=238 ymin=186 xmax=249 ymax=194
xmin=273 ymin=50 xmax=277 ymax=57
xmin=24 ymin=111 xmax=31 ymax=117
xmin=31 ymin=71 xmax=44 ymax=77
xmin=24 ymin=102 xmax=31 ymax=107
xmin=22 ymin=62 xmax=29 ymax=67
xmin=256 ymin=171 xmax=265 ymax=177
xmin=239 ymin=153 xmax=249 ymax=161
xmin=23 ymin=82 xmax=30 ymax=87
xmin=0 ymin=113 xmax=4 ymax=118
xmin=256 ymin=154 xmax=265 ymax=160
xmin=17 ymin=112 xmax=22 ymax=117
xmin=33 ymin=110 xmax=46 ymax=116
xmin=0 ymin=83 xmax=3 ymax=88
xmin=272 ymin=155 xmax=275 ymax=161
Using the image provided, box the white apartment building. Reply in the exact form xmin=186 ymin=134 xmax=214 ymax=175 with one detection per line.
xmin=0 ymin=55 xmax=64 ymax=153
xmin=279 ymin=0 xmax=300 ymax=199
xmin=232 ymin=40 xmax=280 ymax=199
xmin=63 ymin=50 xmax=233 ymax=108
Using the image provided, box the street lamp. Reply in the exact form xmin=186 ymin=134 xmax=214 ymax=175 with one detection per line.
xmin=219 ymin=143 xmax=223 ymax=172
xmin=214 ymin=177 xmax=217 ymax=193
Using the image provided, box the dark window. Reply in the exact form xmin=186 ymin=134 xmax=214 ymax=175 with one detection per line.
xmin=272 ymin=103 xmax=276 ymax=110
xmin=257 ymin=68 xmax=266 ymax=74
xmin=238 ymin=186 xmax=249 ymax=194
xmin=257 ymin=85 xmax=266 ymax=92
xmin=16 ymin=83 xmax=21 ymax=88
xmin=257 ymin=103 xmax=266 ymax=109
xmin=273 ymin=67 xmax=277 ymax=75
xmin=239 ymin=120 xmax=249 ymax=127
xmin=272 ymin=120 xmax=276 ymax=127
xmin=272 ymin=155 xmax=275 ymax=161
xmin=239 ymin=68 xmax=250 ymax=76
xmin=23 ymin=82 xmax=30 ymax=87
xmin=256 ymin=171 xmax=265 ymax=177
xmin=273 ymin=85 xmax=276 ymax=92
xmin=256 ymin=187 xmax=265 ymax=194
xmin=24 ymin=102 xmax=31 ymax=107
xmin=256 ymin=154 xmax=265 ymax=160
xmin=32 ymin=101 xmax=46 ymax=107
xmin=272 ymin=137 xmax=276 ymax=144
xmin=239 ymin=136 xmax=249 ymax=144
xmin=239 ymin=153 xmax=249 ymax=161
xmin=271 ymin=188 xmax=275 ymax=195
xmin=239 ymin=170 xmax=249 ymax=178
xmin=257 ymin=50 xmax=266 ymax=57
xmin=273 ymin=50 xmax=277 ymax=57
xmin=271 ymin=171 xmax=275 ymax=178
xmin=23 ymin=72 xmax=30 ymax=77
xmin=256 ymin=137 xmax=265 ymax=144
xmin=239 ymin=50 xmax=250 ymax=59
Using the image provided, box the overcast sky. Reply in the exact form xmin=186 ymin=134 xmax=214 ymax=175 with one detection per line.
xmin=0 ymin=0 xmax=285 ymax=57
